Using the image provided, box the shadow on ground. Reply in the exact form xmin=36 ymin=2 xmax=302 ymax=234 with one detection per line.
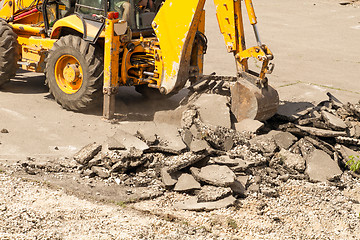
xmin=1 ymin=70 xmax=48 ymax=94
xmin=0 ymin=70 xmax=187 ymax=121
xmin=82 ymin=86 xmax=188 ymax=121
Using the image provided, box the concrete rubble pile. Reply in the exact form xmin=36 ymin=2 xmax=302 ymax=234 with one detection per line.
xmin=20 ymin=79 xmax=360 ymax=211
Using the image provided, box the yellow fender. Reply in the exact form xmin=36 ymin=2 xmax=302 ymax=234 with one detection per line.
xmin=51 ymin=15 xmax=105 ymax=39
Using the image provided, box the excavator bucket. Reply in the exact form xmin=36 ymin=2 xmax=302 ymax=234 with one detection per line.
xmin=230 ymin=75 xmax=279 ymax=122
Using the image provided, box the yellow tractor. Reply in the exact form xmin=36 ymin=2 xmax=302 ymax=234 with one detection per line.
xmin=0 ymin=0 xmax=278 ymax=121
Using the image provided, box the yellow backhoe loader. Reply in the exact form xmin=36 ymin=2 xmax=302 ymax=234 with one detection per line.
xmin=0 ymin=0 xmax=278 ymax=121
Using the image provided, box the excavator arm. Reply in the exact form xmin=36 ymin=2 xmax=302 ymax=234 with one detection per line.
xmin=152 ymin=0 xmax=278 ymax=121
xmin=214 ymin=0 xmax=274 ymax=84
xmin=213 ymin=0 xmax=279 ymax=121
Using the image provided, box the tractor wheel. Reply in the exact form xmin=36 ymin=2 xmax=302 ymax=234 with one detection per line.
xmin=45 ymin=35 xmax=103 ymax=111
xmin=135 ymin=84 xmax=174 ymax=100
xmin=0 ymin=20 xmax=20 ymax=87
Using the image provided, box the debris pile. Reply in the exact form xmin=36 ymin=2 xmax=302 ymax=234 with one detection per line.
xmin=20 ymin=79 xmax=360 ymax=210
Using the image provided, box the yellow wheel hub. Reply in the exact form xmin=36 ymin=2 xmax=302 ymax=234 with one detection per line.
xmin=55 ymin=55 xmax=83 ymax=94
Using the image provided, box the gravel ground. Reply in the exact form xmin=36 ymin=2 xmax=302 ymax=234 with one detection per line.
xmin=132 ymin=174 xmax=360 ymax=240
xmin=1 ymin=171 xmax=360 ymax=239
xmin=0 ymin=173 xmax=212 ymax=240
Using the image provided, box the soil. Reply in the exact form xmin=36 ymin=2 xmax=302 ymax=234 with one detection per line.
xmin=0 ymin=0 xmax=360 ymax=239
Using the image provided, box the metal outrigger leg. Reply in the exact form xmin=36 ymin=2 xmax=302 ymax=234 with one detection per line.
xmin=103 ymin=18 xmax=121 ymax=119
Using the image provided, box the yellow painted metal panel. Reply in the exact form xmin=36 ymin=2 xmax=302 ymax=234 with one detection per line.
xmin=0 ymin=0 xmax=14 ymax=20
xmin=245 ymin=0 xmax=257 ymax=25
xmin=17 ymin=36 xmax=56 ymax=49
xmin=17 ymin=36 xmax=56 ymax=72
xmin=214 ymin=0 xmax=236 ymax=52
xmin=51 ymin=15 xmax=105 ymax=39
xmin=153 ymin=0 xmax=206 ymax=94
xmin=11 ymin=23 xmax=45 ymax=37
xmin=104 ymin=18 xmax=121 ymax=89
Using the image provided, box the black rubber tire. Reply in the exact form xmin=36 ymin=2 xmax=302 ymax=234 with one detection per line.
xmin=45 ymin=35 xmax=103 ymax=111
xmin=0 ymin=20 xmax=20 ymax=87
xmin=135 ymin=84 xmax=174 ymax=100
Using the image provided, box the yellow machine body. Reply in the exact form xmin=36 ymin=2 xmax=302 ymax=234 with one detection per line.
xmin=0 ymin=0 xmax=277 ymax=120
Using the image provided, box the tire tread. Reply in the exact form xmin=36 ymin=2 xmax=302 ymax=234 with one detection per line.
xmin=45 ymin=35 xmax=103 ymax=111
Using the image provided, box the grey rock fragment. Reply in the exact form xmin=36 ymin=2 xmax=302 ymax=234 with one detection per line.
xmin=229 ymin=180 xmax=246 ymax=197
xmin=279 ymin=174 xmax=290 ymax=182
xmin=247 ymin=183 xmax=260 ymax=193
xmin=235 ymin=118 xmax=264 ymax=133
xmin=0 ymin=205 xmax=7 ymax=212
xmin=327 ymin=92 xmax=343 ymax=109
xmin=191 ymin=165 xmax=236 ymax=187
xmin=91 ymin=166 xmax=109 ymax=179
xmin=153 ymin=105 xmax=187 ymax=126
xmin=105 ymin=136 xmax=126 ymax=150
xmin=87 ymin=153 xmax=102 ymax=168
xmin=136 ymin=130 xmax=157 ymax=146
xmin=296 ymin=125 xmax=346 ymax=137
xmin=212 ymin=155 xmax=239 ymax=167
xmin=296 ymin=138 xmax=316 ymax=157
xmin=114 ymin=130 xmax=148 ymax=151
xmin=297 ymin=117 xmax=320 ymax=126
xmin=354 ymin=124 xmax=360 ymax=138
xmin=149 ymin=124 xmax=187 ymax=154
xmin=1 ymin=128 xmax=9 ymax=133
xmin=73 ymin=143 xmax=102 ymax=165
xmin=277 ymin=102 xmax=314 ymax=121
xmin=174 ymin=195 xmax=236 ymax=211
xmin=82 ymin=169 xmax=96 ymax=178
xmin=278 ymin=149 xmax=305 ymax=172
xmin=236 ymin=175 xmax=248 ymax=187
xmin=305 ymin=149 xmax=343 ymax=182
xmin=336 ymin=144 xmax=360 ymax=167
xmin=270 ymin=131 xmax=298 ymax=150
xmin=167 ymin=152 xmax=207 ymax=173
xmin=261 ymin=188 xmax=279 ymax=198
xmin=189 ymin=125 xmax=199 ymax=139
xmin=337 ymin=144 xmax=359 ymax=161
xmin=230 ymin=160 xmax=255 ymax=172
xmin=181 ymin=129 xmax=193 ymax=148
xmin=223 ymin=137 xmax=234 ymax=151
xmin=174 ymin=173 xmax=201 ymax=192
xmin=335 ymin=136 xmax=360 ymax=146
xmin=160 ymin=168 xmax=178 ymax=187
xmin=110 ymin=148 xmax=145 ymax=173
xmin=321 ymin=111 xmax=347 ymax=130
xmin=196 ymin=185 xmax=232 ymax=202
xmin=181 ymin=108 xmax=198 ymax=129
xmin=190 ymin=139 xmax=211 ymax=153
xmin=193 ymin=94 xmax=231 ymax=128
xmin=249 ymin=134 xmax=278 ymax=154
xmin=303 ymin=136 xmax=334 ymax=156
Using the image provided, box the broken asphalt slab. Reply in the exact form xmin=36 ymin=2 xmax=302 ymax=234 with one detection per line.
xmin=305 ymin=149 xmax=343 ymax=182
xmin=144 ymin=123 xmax=187 ymax=154
xmin=296 ymin=125 xmax=347 ymax=138
xmin=191 ymin=165 xmax=236 ymax=187
xmin=234 ymin=118 xmax=264 ymax=133
xmin=193 ymin=94 xmax=231 ymax=128
xmin=113 ymin=129 xmax=149 ymax=151
xmin=277 ymin=101 xmax=315 ymax=121
xmin=277 ymin=149 xmax=306 ymax=172
xmin=321 ymin=111 xmax=347 ymax=130
xmin=174 ymin=173 xmax=201 ymax=192
xmin=174 ymin=195 xmax=236 ymax=211
xmin=73 ymin=143 xmax=102 ymax=165
xmin=196 ymin=185 xmax=232 ymax=202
